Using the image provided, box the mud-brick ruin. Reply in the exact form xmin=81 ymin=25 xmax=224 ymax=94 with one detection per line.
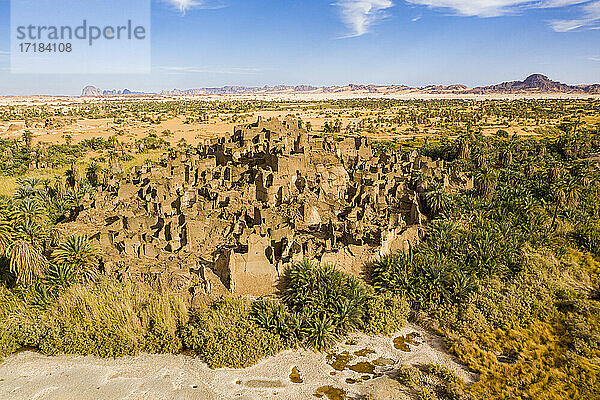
xmin=70 ymin=117 xmax=472 ymax=303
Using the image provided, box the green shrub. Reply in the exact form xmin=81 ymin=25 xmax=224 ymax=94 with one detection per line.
xmin=575 ymin=223 xmax=600 ymax=255
xmin=276 ymin=260 xmax=410 ymax=348
xmin=371 ymin=252 xmax=414 ymax=296
xmin=38 ymin=280 xmax=187 ymax=357
xmin=181 ymin=298 xmax=286 ymax=368
xmin=251 ymin=297 xmax=302 ymax=346
xmin=0 ymin=287 xmax=23 ymax=358
xmin=370 ymin=251 xmax=458 ymax=310
xmin=395 ymin=363 xmax=473 ymax=400
xmin=283 ymin=261 xmax=369 ymax=321
xmin=362 ymin=292 xmax=409 ymax=335
xmin=280 ymin=260 xmax=409 ymax=349
xmin=282 ymin=260 xmax=369 ymax=328
xmin=301 ymin=312 xmax=338 ymax=351
xmin=396 ymin=364 xmax=422 ymax=387
xmin=1 ymin=280 xmax=187 ymax=359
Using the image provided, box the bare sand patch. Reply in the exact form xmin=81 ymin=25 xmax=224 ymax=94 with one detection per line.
xmin=0 ymin=324 xmax=475 ymax=400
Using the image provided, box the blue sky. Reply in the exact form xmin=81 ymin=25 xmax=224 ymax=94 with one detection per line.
xmin=0 ymin=0 xmax=598 ymax=95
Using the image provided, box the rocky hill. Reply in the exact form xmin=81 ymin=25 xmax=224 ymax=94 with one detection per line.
xmin=470 ymin=74 xmax=600 ymax=94
xmin=81 ymin=86 xmax=153 ymax=97
xmin=81 ymin=75 xmax=600 ymax=97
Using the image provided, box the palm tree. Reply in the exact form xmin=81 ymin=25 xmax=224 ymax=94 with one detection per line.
xmin=474 ymin=168 xmax=497 ymax=202
xmin=9 ymin=239 xmax=47 ymax=285
xmin=550 ymin=176 xmax=580 ymax=230
xmin=572 ymin=161 xmax=594 ymax=188
xmin=46 ymin=197 xmax=70 ymax=224
xmin=21 ymin=130 xmax=33 ymax=149
xmin=523 ymin=161 xmax=536 ymax=178
xmin=51 ymin=235 xmax=99 ymax=282
xmin=457 ymin=137 xmax=471 ymax=160
xmin=476 ymin=152 xmax=488 ymax=169
xmin=302 ymin=313 xmax=337 ymax=351
xmin=0 ymin=196 xmax=13 ymax=245
xmin=499 ymin=137 xmax=517 ymax=167
xmin=44 ymin=263 xmax=76 ymax=290
xmin=451 ymin=269 xmax=475 ymax=302
xmin=18 ymin=177 xmax=44 ymax=190
xmin=13 ymin=220 xmax=48 ymax=248
xmin=13 ymin=185 xmax=37 ymax=201
xmin=424 ymin=185 xmax=452 ymax=215
xmin=547 ymin=165 xmax=562 ymax=185
xmin=14 ymin=198 xmax=47 ymax=226
xmin=371 ymin=253 xmax=414 ymax=297
xmin=416 ymin=257 xmax=451 ymax=306
xmin=86 ymin=162 xmax=101 ymax=186
xmin=64 ymin=184 xmax=91 ymax=220
xmin=333 ymin=297 xmax=362 ymax=333
xmin=424 ymin=218 xmax=458 ymax=254
xmin=14 ymin=177 xmax=46 ymax=201
xmin=499 ymin=148 xmax=513 ymax=167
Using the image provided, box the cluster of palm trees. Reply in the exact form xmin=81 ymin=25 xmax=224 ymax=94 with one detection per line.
xmin=250 ymin=260 xmax=406 ymax=351
xmin=374 ymin=128 xmax=599 ymax=312
xmin=0 ymin=176 xmax=100 ymax=291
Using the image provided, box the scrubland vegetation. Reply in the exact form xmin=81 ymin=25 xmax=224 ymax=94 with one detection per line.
xmin=0 ymin=99 xmax=599 ymax=399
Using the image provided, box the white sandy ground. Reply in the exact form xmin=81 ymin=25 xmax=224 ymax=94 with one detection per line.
xmin=0 ymin=324 xmax=476 ymax=400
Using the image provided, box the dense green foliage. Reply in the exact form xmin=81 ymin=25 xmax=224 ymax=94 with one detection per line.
xmin=369 ymin=127 xmax=600 ymax=399
xmin=250 ymin=261 xmax=408 ymax=351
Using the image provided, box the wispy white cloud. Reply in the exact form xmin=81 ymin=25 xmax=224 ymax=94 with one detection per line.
xmin=163 ymin=0 xmax=201 ymax=13
xmin=157 ymin=66 xmax=264 ymax=75
xmin=588 ymin=56 xmax=600 ymax=61
xmin=411 ymin=15 xmax=422 ymax=21
xmin=334 ymin=0 xmax=394 ymax=37
xmin=404 ymin=0 xmax=587 ymax=17
xmin=405 ymin=0 xmax=600 ymax=32
xmin=161 ymin=0 xmax=225 ymax=14
xmin=539 ymin=0 xmax=589 ymax=7
xmin=549 ymin=0 xmax=600 ymax=31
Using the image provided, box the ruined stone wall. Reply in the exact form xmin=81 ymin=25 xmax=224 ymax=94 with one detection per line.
xmin=69 ymin=117 xmax=471 ymax=301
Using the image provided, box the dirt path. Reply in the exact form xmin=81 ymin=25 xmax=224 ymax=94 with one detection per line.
xmin=0 ymin=324 xmax=476 ymax=400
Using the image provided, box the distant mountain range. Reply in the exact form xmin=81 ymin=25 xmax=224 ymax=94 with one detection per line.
xmin=81 ymin=74 xmax=600 ymax=97
xmin=80 ymin=87 xmax=151 ymax=96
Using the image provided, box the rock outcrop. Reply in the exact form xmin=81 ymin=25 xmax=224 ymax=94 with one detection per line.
xmin=83 ymin=74 xmax=600 ymax=97
xmin=81 ymin=85 xmax=103 ymax=97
